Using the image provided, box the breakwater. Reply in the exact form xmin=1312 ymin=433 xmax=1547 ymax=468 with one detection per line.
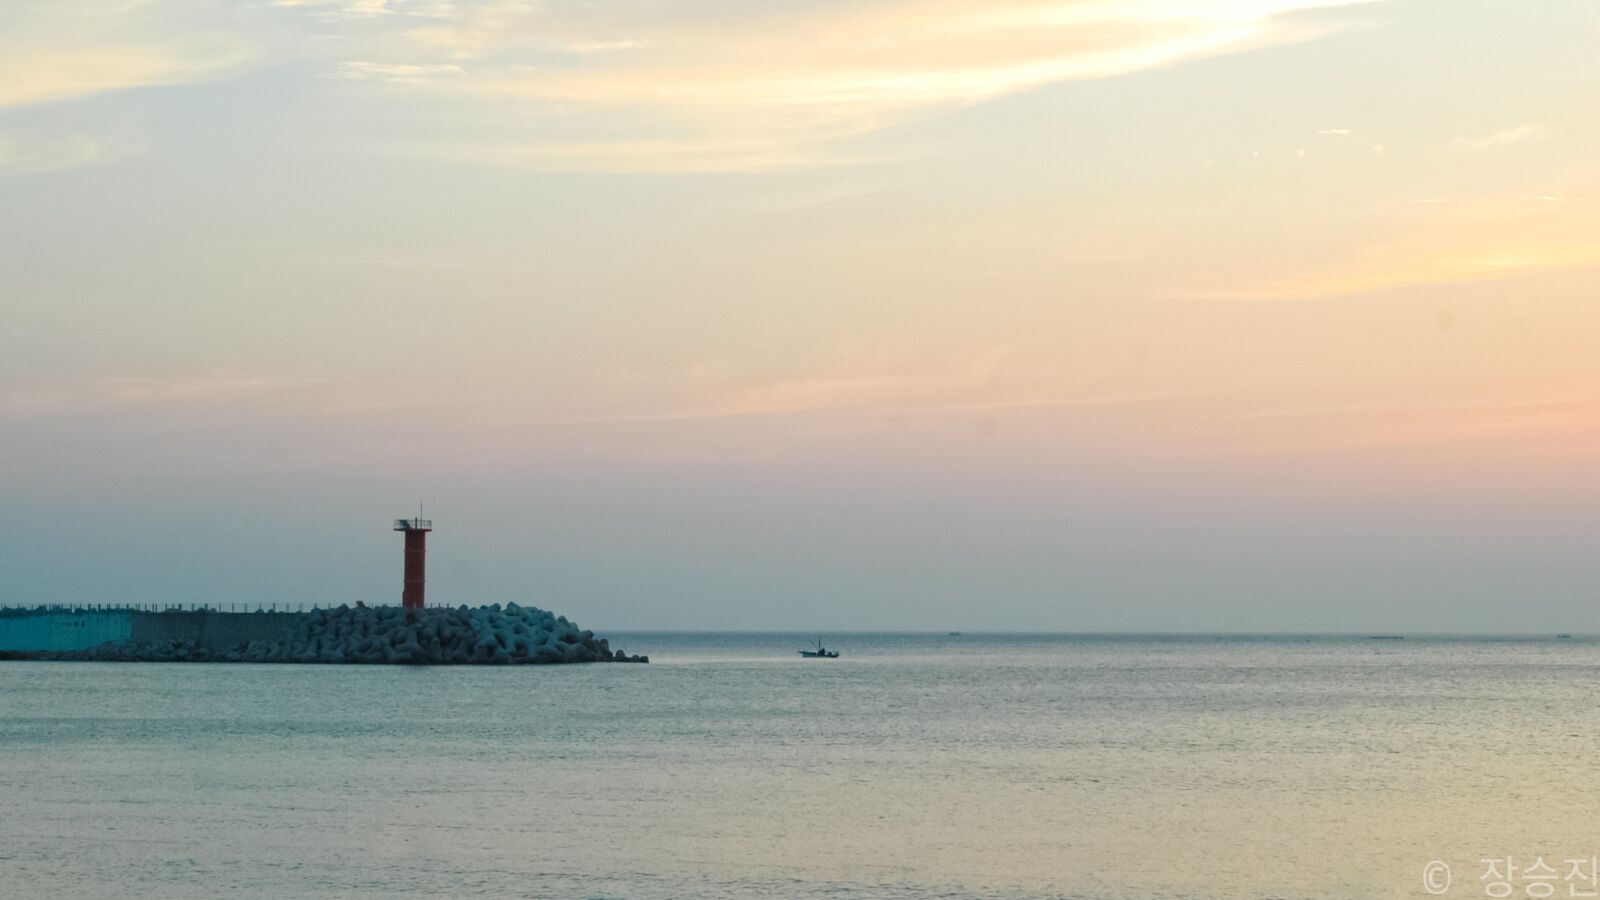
xmin=0 ymin=604 xmax=645 ymax=664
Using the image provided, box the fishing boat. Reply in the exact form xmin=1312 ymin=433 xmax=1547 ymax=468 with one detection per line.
xmin=799 ymin=638 xmax=839 ymax=659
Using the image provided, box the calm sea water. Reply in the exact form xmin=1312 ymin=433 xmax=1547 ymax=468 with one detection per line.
xmin=3 ymin=633 xmax=1599 ymax=899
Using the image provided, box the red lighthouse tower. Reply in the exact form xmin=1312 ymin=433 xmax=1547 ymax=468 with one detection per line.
xmin=393 ymin=515 xmax=433 ymax=609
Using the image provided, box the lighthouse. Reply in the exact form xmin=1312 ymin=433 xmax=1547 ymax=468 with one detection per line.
xmin=393 ymin=516 xmax=433 ymax=609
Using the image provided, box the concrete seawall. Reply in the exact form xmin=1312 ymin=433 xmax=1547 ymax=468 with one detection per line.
xmin=130 ymin=611 xmax=302 ymax=648
xmin=1 ymin=609 xmax=307 ymax=654
xmin=0 ymin=609 xmax=135 ymax=652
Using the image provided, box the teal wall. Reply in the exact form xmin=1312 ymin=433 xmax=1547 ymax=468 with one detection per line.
xmin=0 ymin=610 xmax=132 ymax=651
xmin=0 ymin=610 xmax=301 ymax=652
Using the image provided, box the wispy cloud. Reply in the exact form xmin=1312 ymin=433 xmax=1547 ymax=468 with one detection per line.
xmin=0 ymin=2 xmax=249 ymax=109
xmin=2 ymin=0 xmax=1382 ymax=170
xmin=2 ymin=371 xmax=258 ymax=413
xmin=1449 ymin=124 xmax=1551 ymax=152
xmin=1213 ymin=194 xmax=1600 ymax=299
xmin=305 ymin=0 xmax=1382 ymax=170
xmin=0 ymin=130 xmax=120 ymax=175
xmin=269 ymin=0 xmax=456 ymax=22
xmin=97 ymin=370 xmax=282 ymax=402
xmin=332 ymin=60 xmax=464 ymax=83
xmin=0 ymin=368 xmax=366 ymax=415
xmin=727 ymin=179 xmax=891 ymax=211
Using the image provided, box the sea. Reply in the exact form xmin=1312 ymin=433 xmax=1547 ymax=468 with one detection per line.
xmin=2 ymin=633 xmax=1597 ymax=899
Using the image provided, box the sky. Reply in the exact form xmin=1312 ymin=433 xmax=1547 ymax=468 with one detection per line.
xmin=2 ymin=0 xmax=1598 ymax=631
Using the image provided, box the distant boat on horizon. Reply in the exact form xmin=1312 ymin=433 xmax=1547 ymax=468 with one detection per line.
xmin=799 ymin=637 xmax=839 ymax=659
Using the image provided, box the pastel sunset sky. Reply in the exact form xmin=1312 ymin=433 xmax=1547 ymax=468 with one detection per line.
xmin=3 ymin=0 xmax=1597 ymax=629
